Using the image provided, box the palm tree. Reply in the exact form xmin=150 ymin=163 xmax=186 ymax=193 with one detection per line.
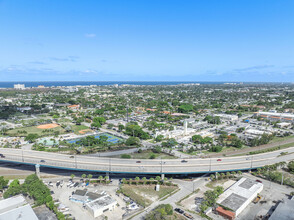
xmin=87 ymin=174 xmax=93 ymax=181
xmin=237 ymin=170 xmax=242 ymax=176
xmin=81 ymin=174 xmax=86 ymax=179
xmin=155 ymin=176 xmax=161 ymax=182
xmin=98 ymin=175 xmax=103 ymax=184
xmin=121 ymin=178 xmax=127 ymax=184
xmin=226 ymin=172 xmax=231 ymax=179
xmin=135 ymin=176 xmax=140 ymax=185
xmin=210 ymin=174 xmax=215 ymax=181
xmin=231 ymin=171 xmax=236 ymax=176
xmin=142 ymin=177 xmax=147 ymax=185
xmin=70 ymin=174 xmax=75 ymax=180
xmin=220 ymin=173 xmax=225 ymax=179
xmin=150 ymin=177 xmax=155 ymax=184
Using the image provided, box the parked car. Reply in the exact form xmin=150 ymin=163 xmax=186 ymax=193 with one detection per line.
xmin=184 ymin=213 xmax=194 ymax=219
xmin=175 ymin=208 xmax=184 ymax=214
xmin=181 ymin=160 xmax=188 ymax=163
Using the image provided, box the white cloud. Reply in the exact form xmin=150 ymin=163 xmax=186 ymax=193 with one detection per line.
xmin=85 ymin=33 xmax=96 ymax=38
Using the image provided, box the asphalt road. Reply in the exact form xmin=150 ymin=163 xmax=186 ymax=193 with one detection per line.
xmin=0 ymin=147 xmax=293 ymax=174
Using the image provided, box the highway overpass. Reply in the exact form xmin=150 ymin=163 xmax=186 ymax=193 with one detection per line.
xmin=0 ymin=148 xmax=293 ymax=175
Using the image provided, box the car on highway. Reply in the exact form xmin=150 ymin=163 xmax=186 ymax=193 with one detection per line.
xmin=174 ymin=208 xmax=184 ymax=214
xmin=181 ymin=160 xmax=188 ymax=163
xmin=246 ymin=157 xmax=250 ymax=160
xmin=0 ymin=154 xmax=5 ymax=158
xmin=136 ymin=161 xmax=141 ymax=163
xmin=40 ymin=159 xmax=45 ymax=163
xmin=69 ymin=156 xmax=74 ymax=158
xmin=256 ymin=179 xmax=262 ymax=183
xmin=217 ymin=159 xmax=222 ymax=161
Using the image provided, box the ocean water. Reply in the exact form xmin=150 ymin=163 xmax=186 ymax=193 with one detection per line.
xmin=0 ymin=81 xmax=231 ymax=88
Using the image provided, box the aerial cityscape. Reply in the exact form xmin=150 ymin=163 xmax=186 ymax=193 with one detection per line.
xmin=0 ymin=1 xmax=294 ymax=220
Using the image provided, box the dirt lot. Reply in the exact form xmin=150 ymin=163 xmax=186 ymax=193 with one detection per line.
xmin=37 ymin=123 xmax=60 ymax=129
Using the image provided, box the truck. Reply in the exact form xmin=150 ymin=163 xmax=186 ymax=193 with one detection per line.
xmin=253 ymin=194 xmax=261 ymax=204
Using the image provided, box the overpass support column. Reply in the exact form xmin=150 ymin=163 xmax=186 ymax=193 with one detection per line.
xmin=106 ymin=172 xmax=109 ymax=178
xmin=161 ymin=173 xmax=165 ymax=180
xmin=35 ymin=164 xmax=40 ymax=178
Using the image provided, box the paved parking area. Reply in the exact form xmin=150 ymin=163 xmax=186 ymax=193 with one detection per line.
xmin=49 ymin=179 xmax=127 ymax=220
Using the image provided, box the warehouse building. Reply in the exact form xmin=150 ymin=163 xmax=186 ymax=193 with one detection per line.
xmin=254 ymin=111 xmax=294 ymax=123
xmin=216 ymin=178 xmax=263 ymax=219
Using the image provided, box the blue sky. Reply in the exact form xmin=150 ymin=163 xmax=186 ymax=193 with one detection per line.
xmin=0 ymin=0 xmax=293 ymax=82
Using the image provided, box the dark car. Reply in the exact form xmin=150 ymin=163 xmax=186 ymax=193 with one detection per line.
xmin=40 ymin=159 xmax=45 ymax=163
xmin=256 ymin=179 xmax=262 ymax=183
xmin=69 ymin=155 xmax=74 ymax=158
xmin=181 ymin=160 xmax=188 ymax=163
xmin=0 ymin=154 xmax=5 ymax=158
xmin=136 ymin=161 xmax=141 ymax=163
xmin=175 ymin=208 xmax=184 ymax=214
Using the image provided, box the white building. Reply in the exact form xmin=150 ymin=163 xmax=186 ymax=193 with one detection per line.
xmin=14 ymin=84 xmax=25 ymax=90
xmin=214 ymin=114 xmax=238 ymax=121
xmin=86 ymin=195 xmax=117 ymax=218
xmin=0 ymin=195 xmax=38 ymax=220
xmin=217 ymin=177 xmax=263 ymax=217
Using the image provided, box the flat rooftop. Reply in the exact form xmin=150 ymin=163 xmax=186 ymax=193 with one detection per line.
xmin=269 ymin=199 xmax=294 ymax=220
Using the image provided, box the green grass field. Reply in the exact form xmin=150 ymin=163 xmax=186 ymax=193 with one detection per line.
xmin=7 ymin=125 xmax=66 ymax=137
xmin=71 ymin=125 xmax=90 ymax=134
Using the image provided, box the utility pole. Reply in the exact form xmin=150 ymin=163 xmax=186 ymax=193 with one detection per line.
xmin=209 ymin=157 xmax=212 ymax=171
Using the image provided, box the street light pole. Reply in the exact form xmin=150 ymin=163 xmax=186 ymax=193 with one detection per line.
xmin=209 ymin=158 xmax=212 ymax=171
xmin=251 ymin=156 xmax=253 ymax=169
xmin=22 ymin=150 xmax=24 ymax=162
xmin=109 ymin=158 xmax=111 ymax=172
xmin=75 ymin=156 xmax=77 ymax=169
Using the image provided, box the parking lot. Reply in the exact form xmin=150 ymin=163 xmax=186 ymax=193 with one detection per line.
xmin=45 ymin=178 xmax=128 ymax=220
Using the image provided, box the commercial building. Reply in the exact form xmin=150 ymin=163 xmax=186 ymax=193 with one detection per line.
xmin=269 ymin=197 xmax=294 ymax=220
xmin=70 ymin=190 xmax=117 ymax=218
xmin=255 ymin=111 xmax=294 ymax=123
xmin=86 ymin=195 xmax=117 ymax=218
xmin=0 ymin=195 xmax=38 ymax=220
xmin=214 ymin=114 xmax=239 ymax=122
xmin=14 ymin=84 xmax=25 ymax=90
xmin=216 ymin=178 xmax=263 ymax=219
